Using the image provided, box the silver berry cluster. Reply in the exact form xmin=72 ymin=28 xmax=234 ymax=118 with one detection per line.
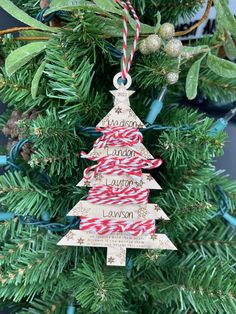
xmin=139 ymin=23 xmax=182 ymax=85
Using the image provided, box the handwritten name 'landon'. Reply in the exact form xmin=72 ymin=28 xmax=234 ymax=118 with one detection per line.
xmin=103 ymin=210 xmax=134 ymax=219
xmin=106 ymin=147 xmax=136 ymax=158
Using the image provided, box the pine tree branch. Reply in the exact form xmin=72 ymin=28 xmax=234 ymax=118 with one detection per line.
xmin=0 ymin=26 xmax=37 ymax=35
xmin=0 ymin=171 xmax=53 ymax=217
xmin=175 ymin=0 xmax=213 ymax=36
xmin=14 ymin=36 xmax=50 ymax=41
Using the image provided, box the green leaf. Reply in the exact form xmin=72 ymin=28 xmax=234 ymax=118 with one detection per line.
xmin=224 ymin=34 xmax=236 ymax=61
xmin=186 ymin=55 xmax=206 ymax=100
xmin=31 ymin=61 xmax=46 ymax=99
xmin=51 ymin=0 xmax=86 ymax=5
xmin=5 ymin=42 xmax=47 ymax=77
xmin=154 ymin=12 xmax=161 ymax=34
xmin=214 ymin=0 xmax=236 ymax=36
xmin=0 ymin=0 xmax=57 ymax=33
xmin=207 ymin=53 xmax=236 ymax=78
xmin=50 ymin=0 xmax=88 ymax=9
xmin=47 ymin=0 xmax=109 ymax=14
xmin=182 ymin=45 xmax=209 ymax=57
xmin=93 ymin=0 xmax=122 ymax=14
xmin=19 ymin=30 xmax=52 ymax=38
xmin=128 ymin=15 xmax=155 ymax=34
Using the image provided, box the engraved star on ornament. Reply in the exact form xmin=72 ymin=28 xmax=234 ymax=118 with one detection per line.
xmin=95 ymin=173 xmax=103 ymax=181
xmin=78 ymin=207 xmax=89 ymax=216
xmin=78 ymin=203 xmax=84 ymax=212
xmin=108 ymin=256 xmax=115 ymax=264
xmin=110 ymin=89 xmax=135 ymax=107
xmin=75 ymin=203 xmax=89 ymax=216
xmin=84 ymin=180 xmax=91 ymax=187
xmin=151 ymin=234 xmax=158 ymax=240
xmin=115 ymin=107 xmax=122 ymax=114
xmin=91 ymin=151 xmax=100 ymax=158
xmin=65 ymin=231 xmax=75 ymax=241
xmin=77 ymin=238 xmax=84 ymax=245
xmin=146 ymin=175 xmax=153 ymax=182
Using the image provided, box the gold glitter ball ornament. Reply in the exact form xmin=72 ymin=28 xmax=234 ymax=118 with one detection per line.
xmin=166 ymin=72 xmax=179 ymax=85
xmin=165 ymin=39 xmax=183 ymax=57
xmin=145 ymin=34 xmax=162 ymax=53
xmin=139 ymin=40 xmax=149 ymax=55
xmin=159 ymin=23 xmax=175 ymax=40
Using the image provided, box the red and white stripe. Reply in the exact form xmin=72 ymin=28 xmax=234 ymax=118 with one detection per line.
xmin=80 ymin=216 xmax=156 ymax=236
xmin=87 ymin=185 xmax=149 ymax=205
xmin=94 ymin=127 xmax=143 ymax=148
xmin=81 ymin=154 xmax=162 ymax=181
xmin=116 ymin=0 xmax=140 ymax=79
xmin=78 ymin=6 xmax=162 ymax=238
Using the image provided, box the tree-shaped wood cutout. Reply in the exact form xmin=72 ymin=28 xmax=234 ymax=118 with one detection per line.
xmin=58 ymin=74 xmax=177 ymax=266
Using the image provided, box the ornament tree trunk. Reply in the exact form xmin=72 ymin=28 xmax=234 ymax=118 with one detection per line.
xmin=0 ymin=0 xmax=236 ymax=313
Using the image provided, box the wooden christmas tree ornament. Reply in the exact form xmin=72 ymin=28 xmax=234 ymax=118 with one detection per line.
xmin=58 ymin=73 xmax=176 ymax=266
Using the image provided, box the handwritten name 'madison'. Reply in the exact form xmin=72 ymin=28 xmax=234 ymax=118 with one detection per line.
xmin=108 ymin=119 xmax=140 ymax=127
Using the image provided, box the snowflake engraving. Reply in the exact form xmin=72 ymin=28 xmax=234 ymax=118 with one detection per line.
xmin=107 ymin=256 xmax=115 ymax=264
xmin=115 ymin=107 xmax=122 ymax=114
xmin=137 ymin=207 xmax=147 ymax=218
xmin=77 ymin=238 xmax=84 ymax=245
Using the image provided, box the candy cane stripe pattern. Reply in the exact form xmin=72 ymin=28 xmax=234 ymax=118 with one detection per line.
xmin=80 ymin=217 xmax=156 ymax=236
xmin=87 ymin=186 xmax=149 ymax=205
xmin=81 ymin=154 xmax=162 ymax=181
xmin=94 ymin=127 xmax=143 ymax=148
xmin=80 ymin=124 xmax=162 ymax=235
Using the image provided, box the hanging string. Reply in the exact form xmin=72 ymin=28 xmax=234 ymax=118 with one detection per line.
xmin=117 ymin=0 xmax=141 ymax=80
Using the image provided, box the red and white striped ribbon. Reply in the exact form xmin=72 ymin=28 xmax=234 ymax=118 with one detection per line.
xmin=94 ymin=127 xmax=143 ymax=148
xmin=116 ymin=0 xmax=140 ymax=79
xmin=80 ymin=216 xmax=156 ymax=236
xmin=87 ymin=185 xmax=149 ymax=205
xmin=81 ymin=153 xmax=162 ymax=181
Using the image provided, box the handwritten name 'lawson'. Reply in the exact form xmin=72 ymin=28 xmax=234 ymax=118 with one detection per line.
xmin=103 ymin=210 xmax=134 ymax=219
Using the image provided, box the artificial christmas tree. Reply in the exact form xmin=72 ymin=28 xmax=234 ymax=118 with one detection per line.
xmin=0 ymin=0 xmax=236 ymax=313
